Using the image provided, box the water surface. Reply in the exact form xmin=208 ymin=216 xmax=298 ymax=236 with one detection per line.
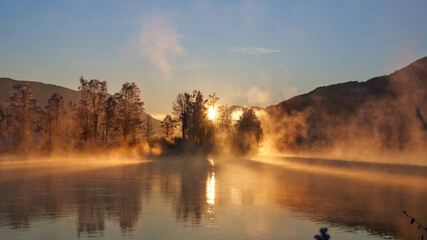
xmin=0 ymin=156 xmax=426 ymax=239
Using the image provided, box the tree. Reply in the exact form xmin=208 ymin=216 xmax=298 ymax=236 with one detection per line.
xmin=0 ymin=104 xmax=4 ymax=124
xmin=0 ymin=104 xmax=5 ymax=148
xmin=102 ymin=96 xmax=118 ymax=143
xmin=217 ymin=105 xmax=232 ymax=131
xmin=142 ymin=115 xmax=154 ymax=142
xmin=77 ymin=77 xmax=91 ymax=141
xmin=206 ymin=93 xmax=219 ymax=111
xmin=172 ymin=93 xmax=191 ymax=140
xmin=232 ymin=108 xmax=263 ymax=155
xmin=63 ymin=101 xmax=78 ymax=141
xmin=88 ymin=79 xmax=107 ymax=142
xmin=77 ymin=77 xmax=107 ymax=142
xmin=45 ymin=93 xmax=65 ymax=139
xmin=116 ymin=82 xmax=144 ymax=142
xmin=188 ymin=90 xmax=208 ymax=143
xmin=160 ymin=115 xmax=177 ymax=139
xmin=6 ymin=84 xmax=39 ymax=148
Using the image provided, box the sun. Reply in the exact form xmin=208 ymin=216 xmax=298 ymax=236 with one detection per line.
xmin=207 ymin=107 xmax=217 ymax=120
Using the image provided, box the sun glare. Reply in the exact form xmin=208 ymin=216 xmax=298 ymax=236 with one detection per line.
xmin=207 ymin=107 xmax=217 ymax=120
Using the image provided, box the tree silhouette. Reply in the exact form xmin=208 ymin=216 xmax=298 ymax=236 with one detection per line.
xmin=6 ymin=84 xmax=39 ymax=149
xmin=188 ymin=90 xmax=208 ymax=143
xmin=115 ymin=82 xmax=144 ymax=142
xmin=232 ymin=108 xmax=263 ymax=155
xmin=160 ymin=115 xmax=177 ymax=139
xmin=77 ymin=77 xmax=107 ymax=142
xmin=45 ymin=93 xmax=65 ymax=140
xmin=217 ymin=105 xmax=232 ymax=131
xmin=172 ymin=93 xmax=191 ymax=140
xmin=77 ymin=77 xmax=91 ymax=141
xmin=142 ymin=115 xmax=154 ymax=142
xmin=102 ymin=96 xmax=118 ymax=143
xmin=0 ymin=104 xmax=5 ymax=146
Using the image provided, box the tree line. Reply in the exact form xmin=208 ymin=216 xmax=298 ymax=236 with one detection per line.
xmin=0 ymin=77 xmax=264 ymax=155
xmin=170 ymin=90 xmax=263 ymax=155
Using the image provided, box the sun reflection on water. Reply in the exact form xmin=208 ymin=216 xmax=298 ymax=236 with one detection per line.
xmin=206 ymin=170 xmax=216 ymax=227
xmin=206 ymin=171 xmax=215 ymax=205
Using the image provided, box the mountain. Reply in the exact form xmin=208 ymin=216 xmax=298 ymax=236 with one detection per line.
xmin=0 ymin=77 xmax=161 ymax=134
xmin=265 ymin=56 xmax=427 ymax=156
xmin=267 ymin=56 xmax=427 ymax=117
xmin=0 ymin=78 xmax=80 ymax=106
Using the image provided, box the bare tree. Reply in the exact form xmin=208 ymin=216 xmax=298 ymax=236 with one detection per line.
xmin=172 ymin=93 xmax=191 ymax=140
xmin=77 ymin=77 xmax=91 ymax=141
xmin=217 ymin=105 xmax=232 ymax=131
xmin=142 ymin=115 xmax=154 ymax=142
xmin=64 ymin=101 xmax=78 ymax=141
xmin=188 ymin=90 xmax=208 ymax=143
xmin=6 ymin=84 xmax=39 ymax=148
xmin=207 ymin=93 xmax=219 ymax=110
xmin=0 ymin=105 xmax=4 ymax=124
xmin=0 ymin=104 xmax=5 ymax=148
xmin=88 ymin=79 xmax=107 ymax=142
xmin=160 ymin=115 xmax=177 ymax=139
xmin=116 ymin=82 xmax=144 ymax=142
xmin=77 ymin=77 xmax=107 ymax=142
xmin=45 ymin=93 xmax=65 ymax=139
xmin=102 ymin=96 xmax=117 ymax=143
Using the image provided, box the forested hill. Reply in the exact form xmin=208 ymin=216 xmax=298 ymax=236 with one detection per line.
xmin=0 ymin=78 xmax=80 ymax=106
xmin=267 ymin=56 xmax=427 ymax=118
xmin=0 ymin=77 xmax=161 ymax=133
xmin=265 ymin=56 xmax=427 ymax=154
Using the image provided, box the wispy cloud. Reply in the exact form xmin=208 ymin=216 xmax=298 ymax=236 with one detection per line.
xmin=233 ymin=47 xmax=280 ymax=54
xmin=139 ymin=14 xmax=185 ymax=79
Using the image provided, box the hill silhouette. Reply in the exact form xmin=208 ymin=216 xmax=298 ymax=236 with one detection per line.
xmin=0 ymin=77 xmax=161 ymax=134
xmin=265 ymin=56 xmax=427 ymax=159
xmin=267 ymin=56 xmax=427 ymax=117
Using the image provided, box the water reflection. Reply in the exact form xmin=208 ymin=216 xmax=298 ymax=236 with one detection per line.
xmin=206 ymin=171 xmax=215 ymax=205
xmin=0 ymin=156 xmax=425 ymax=240
xmin=0 ymin=162 xmax=151 ymax=238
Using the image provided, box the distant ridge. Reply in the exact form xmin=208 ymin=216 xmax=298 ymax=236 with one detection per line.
xmin=267 ymin=56 xmax=427 ymax=116
xmin=264 ymin=56 xmax=427 ymax=155
xmin=0 ymin=78 xmax=80 ymax=106
xmin=0 ymin=77 xmax=161 ymax=134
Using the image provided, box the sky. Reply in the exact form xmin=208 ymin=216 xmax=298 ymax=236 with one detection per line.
xmin=1 ymin=0 xmax=427 ymax=118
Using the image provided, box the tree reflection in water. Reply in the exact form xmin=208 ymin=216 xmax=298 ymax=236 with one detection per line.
xmin=0 ymin=156 xmax=425 ymax=240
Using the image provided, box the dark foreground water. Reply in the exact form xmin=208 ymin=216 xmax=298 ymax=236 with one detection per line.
xmin=0 ymin=155 xmax=426 ymax=240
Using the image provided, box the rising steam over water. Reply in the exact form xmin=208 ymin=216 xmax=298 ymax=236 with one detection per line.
xmin=0 ymin=156 xmax=425 ymax=240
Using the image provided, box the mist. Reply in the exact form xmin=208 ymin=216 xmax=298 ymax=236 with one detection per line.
xmin=256 ymin=57 xmax=427 ymax=166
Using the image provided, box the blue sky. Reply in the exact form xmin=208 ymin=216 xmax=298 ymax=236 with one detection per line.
xmin=1 ymin=0 xmax=427 ymax=117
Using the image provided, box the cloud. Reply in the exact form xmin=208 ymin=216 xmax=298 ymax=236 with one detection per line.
xmin=247 ymin=86 xmax=272 ymax=106
xmin=233 ymin=47 xmax=280 ymax=54
xmin=139 ymin=14 xmax=185 ymax=79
